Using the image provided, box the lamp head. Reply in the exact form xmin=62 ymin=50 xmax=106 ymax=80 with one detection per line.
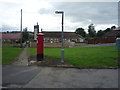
xmin=55 ymin=11 xmax=64 ymax=14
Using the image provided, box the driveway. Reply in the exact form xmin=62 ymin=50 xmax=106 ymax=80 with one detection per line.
xmin=2 ymin=65 xmax=118 ymax=88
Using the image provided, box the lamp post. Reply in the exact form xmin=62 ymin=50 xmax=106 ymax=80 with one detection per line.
xmin=20 ymin=9 xmax=22 ymax=48
xmin=55 ymin=11 xmax=64 ymax=63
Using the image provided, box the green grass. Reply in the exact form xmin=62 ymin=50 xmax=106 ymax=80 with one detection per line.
xmin=2 ymin=44 xmax=23 ymax=64
xmin=29 ymin=46 xmax=118 ymax=67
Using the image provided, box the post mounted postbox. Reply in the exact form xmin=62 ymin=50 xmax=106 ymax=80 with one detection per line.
xmin=37 ymin=33 xmax=44 ymax=61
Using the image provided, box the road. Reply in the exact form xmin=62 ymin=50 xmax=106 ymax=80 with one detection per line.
xmin=82 ymin=43 xmax=116 ymax=47
xmin=2 ymin=65 xmax=118 ymax=88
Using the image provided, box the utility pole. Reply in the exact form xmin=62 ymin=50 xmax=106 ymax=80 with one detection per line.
xmin=20 ymin=9 xmax=22 ymax=48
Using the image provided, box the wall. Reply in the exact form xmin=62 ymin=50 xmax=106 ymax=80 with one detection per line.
xmin=30 ymin=41 xmax=86 ymax=48
xmin=87 ymin=38 xmax=116 ymax=44
xmin=30 ymin=41 xmax=69 ymax=48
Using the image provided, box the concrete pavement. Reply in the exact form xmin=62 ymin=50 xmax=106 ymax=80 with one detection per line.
xmin=2 ymin=65 xmax=118 ymax=88
xmin=12 ymin=47 xmax=28 ymax=66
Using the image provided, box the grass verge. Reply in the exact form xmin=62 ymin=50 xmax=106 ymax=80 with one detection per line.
xmin=29 ymin=46 xmax=118 ymax=67
xmin=2 ymin=44 xmax=23 ymax=64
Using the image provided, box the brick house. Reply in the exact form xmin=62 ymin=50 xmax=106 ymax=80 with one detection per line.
xmin=42 ymin=31 xmax=84 ymax=43
xmin=2 ymin=33 xmax=22 ymax=43
xmin=88 ymin=28 xmax=120 ymax=44
xmin=104 ymin=30 xmax=120 ymax=38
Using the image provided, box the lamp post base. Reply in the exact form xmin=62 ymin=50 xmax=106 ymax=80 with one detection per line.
xmin=61 ymin=49 xmax=64 ymax=62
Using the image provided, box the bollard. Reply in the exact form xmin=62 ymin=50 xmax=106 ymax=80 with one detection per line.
xmin=116 ymin=38 xmax=120 ymax=66
xmin=116 ymin=38 xmax=120 ymax=51
xmin=37 ymin=33 xmax=44 ymax=61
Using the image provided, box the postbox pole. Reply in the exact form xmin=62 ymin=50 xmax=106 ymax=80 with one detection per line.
xmin=37 ymin=33 xmax=44 ymax=61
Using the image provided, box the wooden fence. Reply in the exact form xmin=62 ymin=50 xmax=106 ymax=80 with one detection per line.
xmin=87 ymin=38 xmax=116 ymax=44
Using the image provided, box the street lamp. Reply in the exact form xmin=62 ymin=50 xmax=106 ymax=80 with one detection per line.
xmin=20 ymin=9 xmax=22 ymax=48
xmin=55 ymin=11 xmax=64 ymax=63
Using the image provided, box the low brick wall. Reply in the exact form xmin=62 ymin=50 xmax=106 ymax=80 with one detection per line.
xmin=74 ymin=43 xmax=87 ymax=47
xmin=30 ymin=41 xmax=69 ymax=48
xmin=44 ymin=42 xmax=69 ymax=48
xmin=30 ymin=41 xmax=37 ymax=48
xmin=30 ymin=41 xmax=86 ymax=48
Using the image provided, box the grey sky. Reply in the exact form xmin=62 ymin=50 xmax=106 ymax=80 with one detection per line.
xmin=0 ymin=0 xmax=119 ymax=32
xmin=39 ymin=2 xmax=118 ymax=32
xmin=57 ymin=2 xmax=117 ymax=23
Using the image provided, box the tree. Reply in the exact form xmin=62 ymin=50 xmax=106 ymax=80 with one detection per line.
xmin=75 ymin=28 xmax=86 ymax=37
xmin=97 ymin=30 xmax=104 ymax=37
xmin=111 ymin=26 xmax=116 ymax=30
xmin=22 ymin=27 xmax=29 ymax=42
xmin=88 ymin=24 xmax=96 ymax=37
xmin=104 ymin=28 xmax=111 ymax=33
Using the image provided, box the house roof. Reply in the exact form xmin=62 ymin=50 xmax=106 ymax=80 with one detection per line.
xmin=104 ymin=30 xmax=120 ymax=37
xmin=2 ymin=33 xmax=22 ymax=40
xmin=42 ymin=31 xmax=82 ymax=39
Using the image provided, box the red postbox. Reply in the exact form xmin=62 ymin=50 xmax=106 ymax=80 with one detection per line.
xmin=37 ymin=33 xmax=44 ymax=61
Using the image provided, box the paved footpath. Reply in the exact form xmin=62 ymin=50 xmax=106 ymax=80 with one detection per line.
xmin=2 ymin=65 xmax=118 ymax=88
xmin=12 ymin=47 xmax=28 ymax=66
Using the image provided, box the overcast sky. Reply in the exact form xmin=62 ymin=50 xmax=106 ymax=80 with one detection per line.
xmin=0 ymin=0 xmax=119 ymax=32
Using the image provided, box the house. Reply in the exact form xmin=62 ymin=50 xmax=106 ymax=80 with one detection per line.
xmin=30 ymin=31 xmax=84 ymax=48
xmin=104 ymin=30 xmax=120 ymax=38
xmin=88 ymin=27 xmax=120 ymax=44
xmin=42 ymin=31 xmax=84 ymax=43
xmin=2 ymin=33 xmax=22 ymax=43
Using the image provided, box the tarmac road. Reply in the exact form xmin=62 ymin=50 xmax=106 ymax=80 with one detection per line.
xmin=2 ymin=65 xmax=118 ymax=88
xmin=82 ymin=43 xmax=116 ymax=47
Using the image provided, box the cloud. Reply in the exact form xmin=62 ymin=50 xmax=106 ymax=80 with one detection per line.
xmin=0 ymin=1 xmax=118 ymax=32
xmin=39 ymin=8 xmax=55 ymax=15
xmin=52 ymin=2 xmax=118 ymax=24
xmin=1 ymin=25 xmax=19 ymax=32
